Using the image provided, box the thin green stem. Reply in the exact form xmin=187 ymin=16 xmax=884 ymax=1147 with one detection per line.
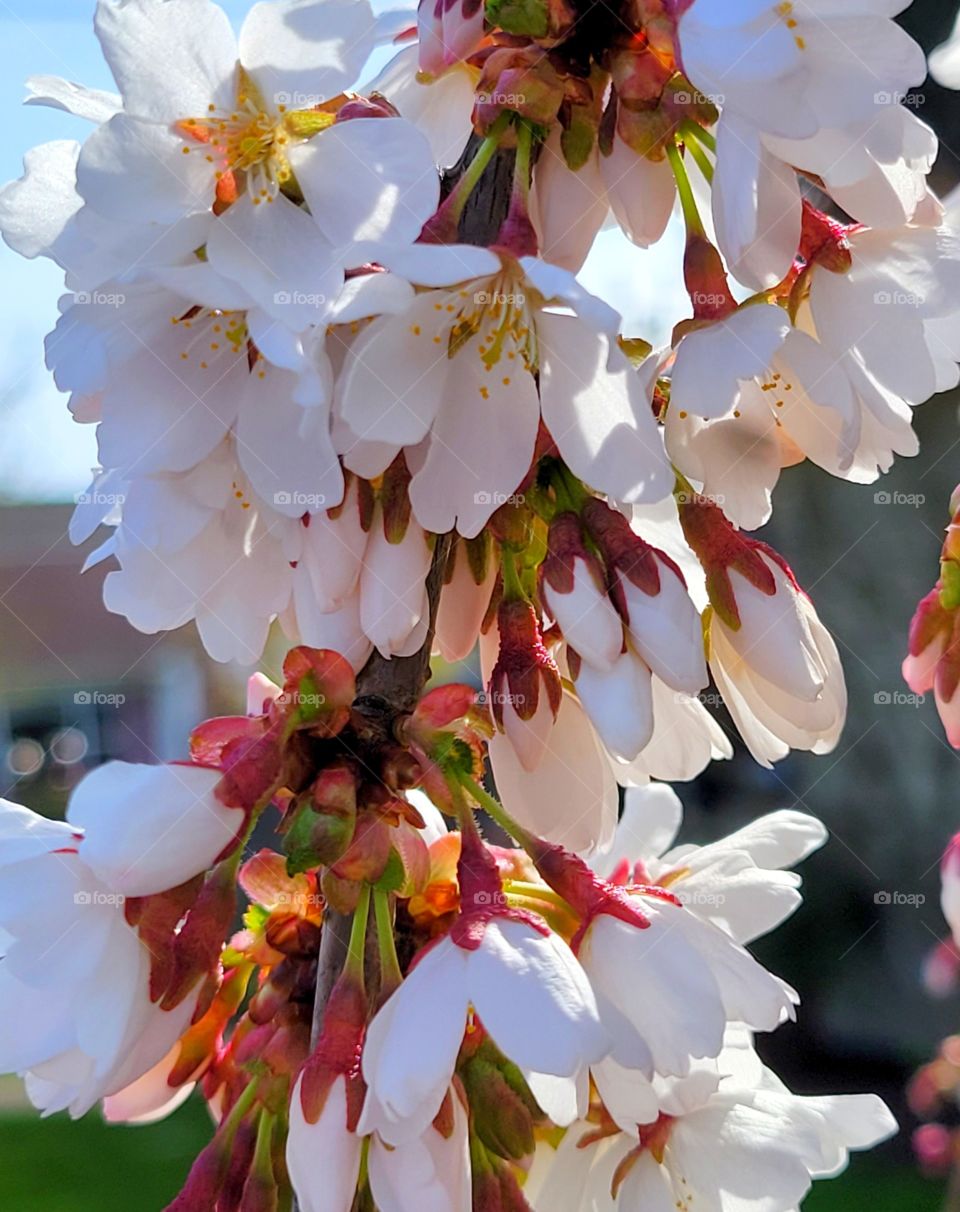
xmin=686 ymin=122 xmax=716 ymax=153
xmin=503 ymin=880 xmax=571 ymax=909
xmin=219 ymin=1077 xmax=260 ymax=1146
xmin=501 ymin=547 xmax=526 ymax=602
xmin=459 ymin=773 xmax=528 ymax=847
xmin=445 ymin=112 xmax=512 ymax=224
xmin=680 ymin=123 xmax=714 ymax=184
xmin=512 ymin=118 xmax=534 ymax=205
xmin=344 ymin=883 xmax=372 ymax=987
xmin=373 ymin=888 xmax=403 ymax=995
xmin=252 ymin=1109 xmax=275 ymax=1176
xmin=666 ymin=139 xmax=705 ymax=239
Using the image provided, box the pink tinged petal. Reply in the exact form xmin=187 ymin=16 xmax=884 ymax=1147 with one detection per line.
xmin=539 ymin=314 xmax=671 ymax=505
xmin=620 ymin=565 xmax=707 ymax=696
xmin=574 ymin=648 xmax=654 ymax=763
xmin=772 ymin=331 xmax=860 ymax=476
xmin=600 ymin=139 xmax=676 ymax=249
xmin=287 ymin=1075 xmax=363 ymax=1212
xmin=434 ymin=542 xmax=496 ymax=663
xmin=616 ymin=676 xmax=732 ymax=785
xmin=0 ymin=140 xmax=81 ymax=261
xmin=66 ymin=761 xmax=236 ymax=897
xmin=291 ymin=117 xmax=439 ymax=258
xmin=468 ymin=920 xmax=608 ymax=1076
xmin=544 ymin=564 xmax=623 ymax=673
xmin=205 ymin=192 xmax=342 ymax=329
xmin=418 ymin=0 xmax=485 ymax=75
xmin=369 ymin=1091 xmax=472 ymax=1212
xmin=298 ymin=479 xmax=369 ymax=612
xmin=944 ymin=840 xmax=960 ymax=944
xmin=0 ymin=797 xmax=79 ymax=866
xmin=236 ymin=371 xmax=344 ymax=518
xmin=713 ymin=117 xmax=801 ymax=292
xmin=670 ymin=306 xmax=791 ymax=421
xmin=103 ymin=1072 xmax=195 ymax=1125
xmin=936 ymin=679 xmax=960 ymax=749
xmin=665 ymin=387 xmax=782 ymax=533
xmin=532 ymin=136 xmax=609 ymax=274
xmin=359 ymin=523 xmax=432 ymax=658
xmin=336 ymin=299 xmax=451 ymax=446
xmin=93 ymin=0 xmax=237 ymax=119
xmin=290 ymin=585 xmax=374 ymax=672
xmin=501 ymin=694 xmax=557 ymax=775
xmin=242 ymin=0 xmax=378 ymax=103
xmin=24 ymin=74 xmax=121 ymax=123
xmin=363 ymin=938 xmax=469 ymax=1125
xmin=77 ymin=113 xmax=214 ymax=224
xmin=408 ymin=347 xmax=540 ymax=539
xmin=488 ymin=692 xmax=618 ymax=856
xmin=721 ymin=560 xmax=826 ymax=701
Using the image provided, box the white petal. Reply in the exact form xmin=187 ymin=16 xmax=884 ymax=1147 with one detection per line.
xmin=242 ymin=0 xmax=378 ymax=107
xmin=291 ymin=117 xmax=439 ymax=259
xmin=540 ymin=314 xmax=671 ymax=504
xmin=470 ymin=920 xmax=608 ymax=1076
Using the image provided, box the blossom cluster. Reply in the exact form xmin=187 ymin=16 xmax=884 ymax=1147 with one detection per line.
xmin=0 ymin=0 xmax=956 ymax=1207
xmin=0 ymin=658 xmax=895 ymax=1210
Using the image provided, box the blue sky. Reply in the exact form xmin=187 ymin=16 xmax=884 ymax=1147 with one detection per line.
xmin=0 ymin=0 xmax=685 ymax=502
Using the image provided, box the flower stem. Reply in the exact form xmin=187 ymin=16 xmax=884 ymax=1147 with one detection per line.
xmin=500 ymin=547 xmax=527 ymax=602
xmin=666 ymin=138 xmax=705 ymax=239
xmin=680 ymin=122 xmax=714 ymax=184
xmin=373 ymin=887 xmax=403 ymax=997
xmin=444 ymin=112 xmax=512 ymax=227
xmin=459 ymin=772 xmax=532 ymax=849
xmin=343 ymin=883 xmax=372 ymax=987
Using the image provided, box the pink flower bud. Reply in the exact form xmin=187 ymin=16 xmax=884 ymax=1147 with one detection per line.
xmin=541 ymin=513 xmax=623 ymax=672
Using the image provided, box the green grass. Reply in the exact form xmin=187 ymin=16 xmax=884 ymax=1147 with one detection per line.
xmin=0 ymin=1098 xmax=212 ymax=1211
xmin=0 ymin=1101 xmax=947 ymax=1211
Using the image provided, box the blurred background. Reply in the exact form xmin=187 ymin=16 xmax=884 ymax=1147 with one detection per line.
xmin=2 ymin=1 xmax=960 ymax=1208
